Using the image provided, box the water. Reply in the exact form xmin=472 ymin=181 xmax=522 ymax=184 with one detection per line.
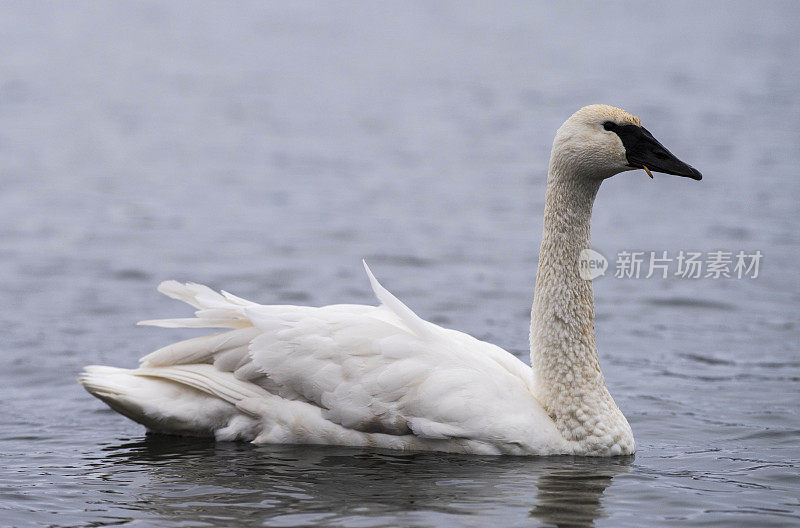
xmin=1 ymin=1 xmax=798 ymax=526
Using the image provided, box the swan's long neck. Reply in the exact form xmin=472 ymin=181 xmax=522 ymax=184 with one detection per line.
xmin=529 ymin=154 xmax=633 ymax=454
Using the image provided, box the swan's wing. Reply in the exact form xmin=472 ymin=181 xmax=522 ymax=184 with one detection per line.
xmin=137 ymin=264 xmax=546 ymax=444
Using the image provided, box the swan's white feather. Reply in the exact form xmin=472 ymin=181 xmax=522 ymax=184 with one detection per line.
xmin=361 ymin=260 xmax=433 ymax=338
xmin=139 ymin=327 xmax=260 ymax=367
xmin=81 ymin=264 xmax=567 ymax=455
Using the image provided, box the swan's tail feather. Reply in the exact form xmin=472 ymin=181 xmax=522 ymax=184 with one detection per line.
xmin=79 ymin=365 xmax=139 ymax=400
xmin=135 ymin=365 xmax=269 ymax=404
xmin=137 ymin=281 xmax=255 ymax=330
xmin=136 ymin=317 xmax=251 ymax=329
xmin=156 ymin=281 xmax=240 ymax=309
xmin=136 ymin=281 xmax=263 ymax=367
xmin=139 ymin=327 xmax=260 ymax=367
xmin=79 ymin=365 xmax=261 ymax=439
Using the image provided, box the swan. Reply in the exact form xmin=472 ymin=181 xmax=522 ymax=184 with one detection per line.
xmin=80 ymin=104 xmax=701 ymax=456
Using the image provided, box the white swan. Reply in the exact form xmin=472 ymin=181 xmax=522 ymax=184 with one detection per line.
xmin=80 ymin=104 xmax=701 ymax=456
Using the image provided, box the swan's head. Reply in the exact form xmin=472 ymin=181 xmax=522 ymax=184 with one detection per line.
xmin=552 ymin=104 xmax=702 ymax=181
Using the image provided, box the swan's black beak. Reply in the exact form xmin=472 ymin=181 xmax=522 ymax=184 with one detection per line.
xmin=613 ymin=125 xmax=702 ymax=181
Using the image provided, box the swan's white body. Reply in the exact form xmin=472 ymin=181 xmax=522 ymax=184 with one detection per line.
xmin=82 ymin=263 xmax=572 ymax=455
xmin=82 ymin=105 xmax=701 ymax=456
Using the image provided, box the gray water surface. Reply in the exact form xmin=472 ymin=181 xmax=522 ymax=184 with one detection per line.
xmin=1 ymin=2 xmax=799 ymax=527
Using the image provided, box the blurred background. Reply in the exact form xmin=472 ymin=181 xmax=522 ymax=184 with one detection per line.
xmin=1 ymin=2 xmax=798 ymax=527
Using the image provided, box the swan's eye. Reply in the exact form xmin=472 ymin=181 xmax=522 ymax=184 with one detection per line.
xmin=602 ymin=121 xmax=616 ymax=131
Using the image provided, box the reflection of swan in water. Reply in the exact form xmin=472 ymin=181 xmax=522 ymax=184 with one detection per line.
xmin=529 ymin=458 xmax=631 ymax=527
xmin=84 ymin=436 xmax=631 ymax=526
